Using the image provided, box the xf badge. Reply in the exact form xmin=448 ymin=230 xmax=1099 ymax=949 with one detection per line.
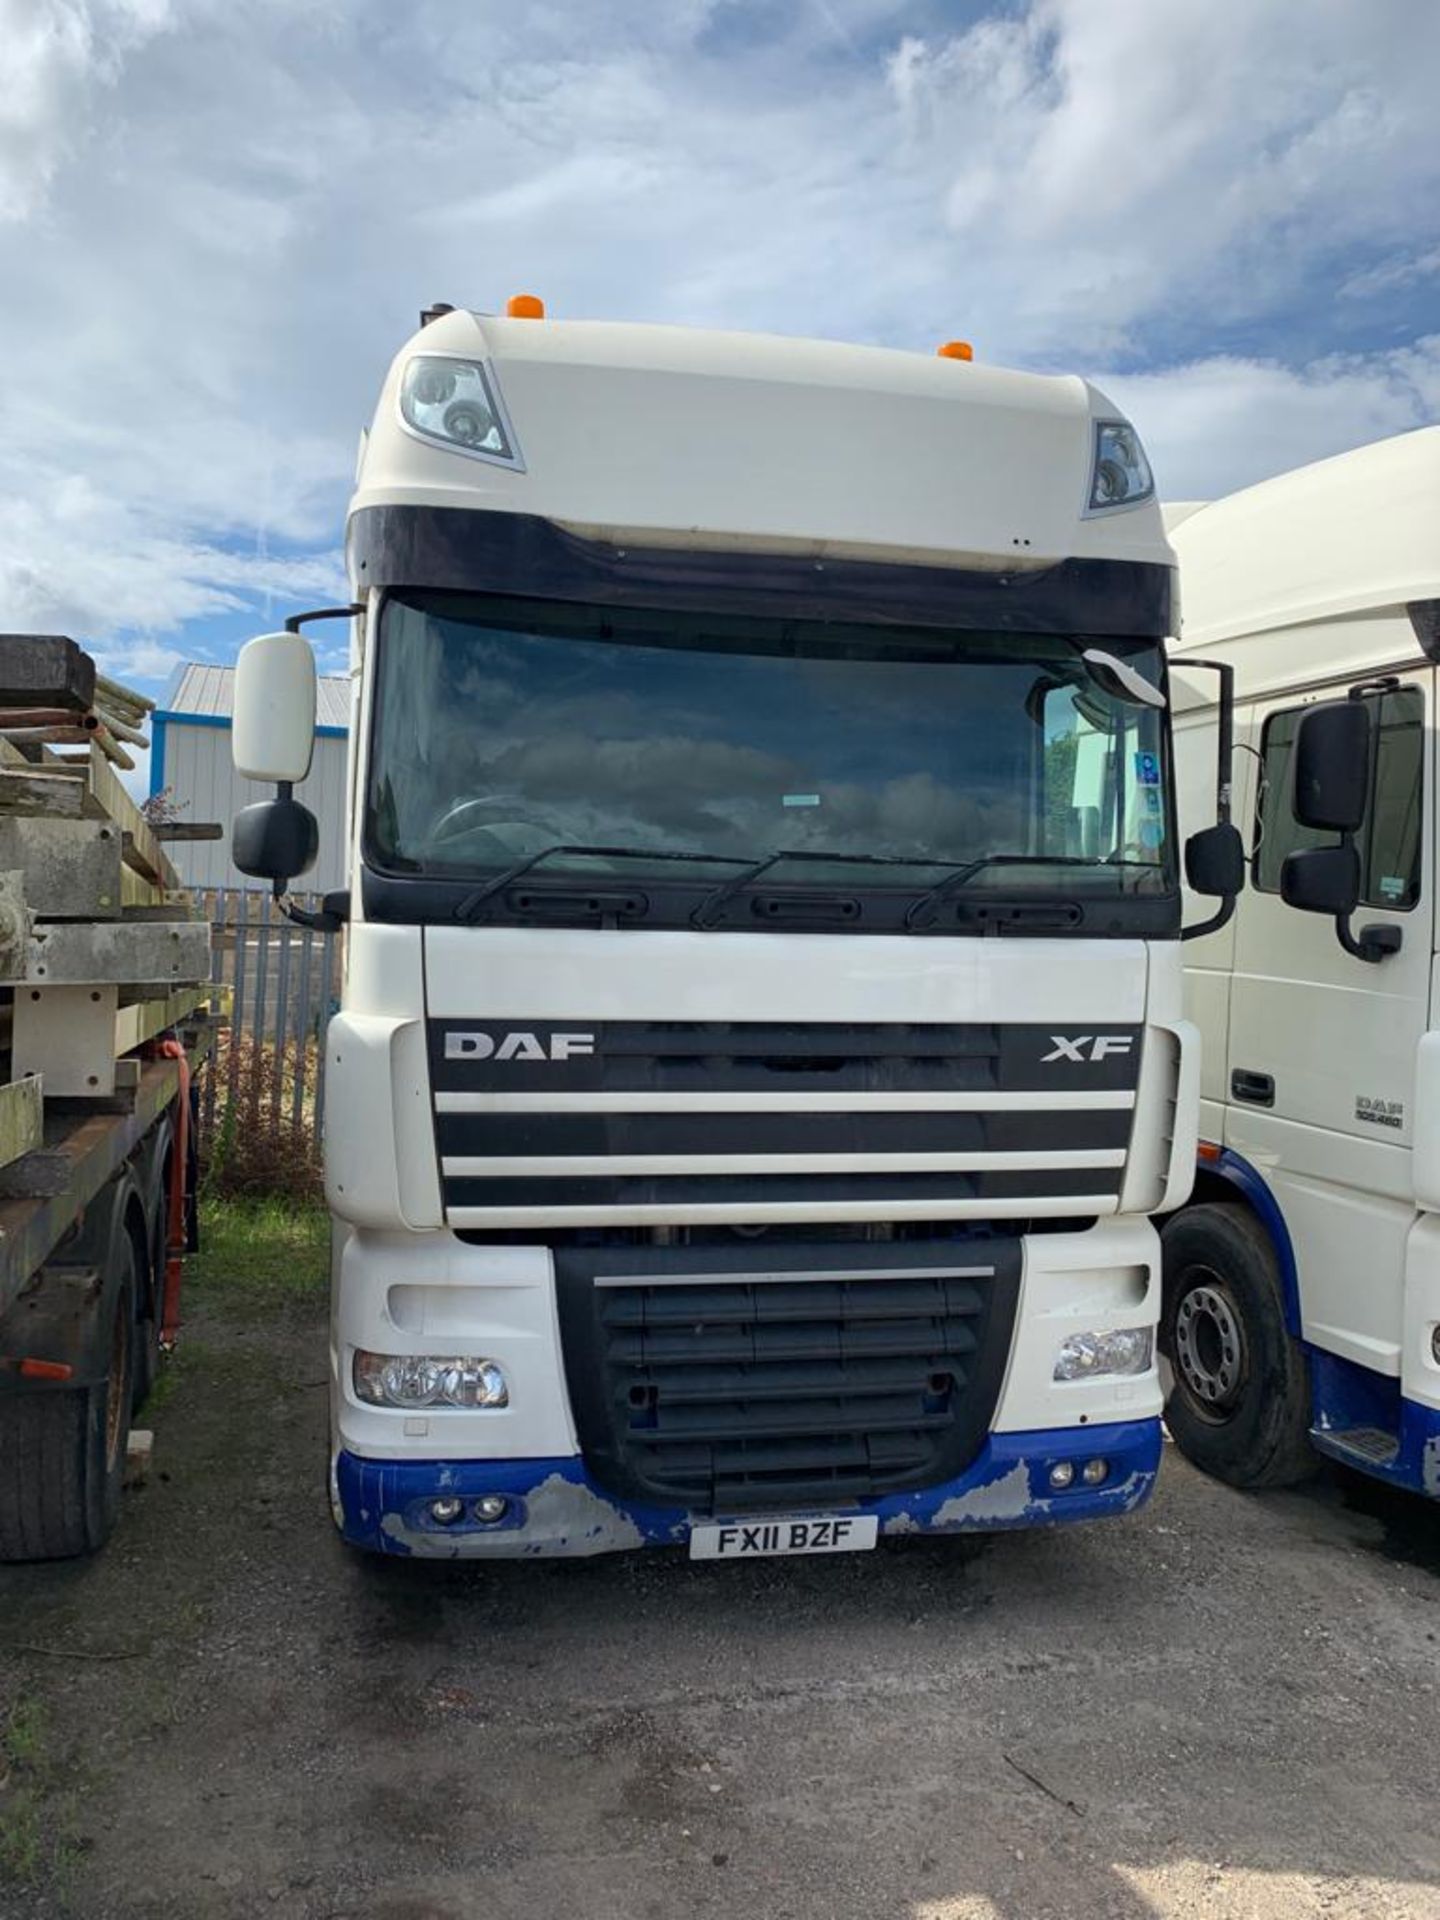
xmin=1041 ymin=1034 xmax=1134 ymax=1064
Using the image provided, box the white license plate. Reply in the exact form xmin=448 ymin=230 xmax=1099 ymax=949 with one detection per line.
xmin=689 ymin=1514 xmax=879 ymax=1560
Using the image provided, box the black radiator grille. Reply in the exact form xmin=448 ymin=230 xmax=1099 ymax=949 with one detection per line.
xmin=555 ymin=1242 xmax=1021 ymax=1512
xmin=430 ymin=1019 xmax=1141 ymax=1224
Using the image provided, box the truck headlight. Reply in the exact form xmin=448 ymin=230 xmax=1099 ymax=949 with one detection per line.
xmin=1087 ymin=419 xmax=1154 ymax=511
xmin=398 ymin=355 xmax=521 ymax=467
xmin=1053 ymin=1327 xmax=1153 ymax=1381
xmin=353 ymin=1351 xmax=510 ymax=1409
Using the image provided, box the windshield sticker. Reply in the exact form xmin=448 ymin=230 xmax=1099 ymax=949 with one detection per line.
xmin=1379 ymin=875 xmax=1406 ymax=900
xmin=782 ymin=794 xmax=821 ymax=808
xmin=1138 ymin=818 xmax=1164 ymax=849
xmin=1134 ymin=751 xmax=1161 ymax=785
xmin=1141 ymin=787 xmax=1162 ymax=815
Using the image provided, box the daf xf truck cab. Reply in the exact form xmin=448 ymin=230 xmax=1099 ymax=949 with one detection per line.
xmin=1165 ymin=426 xmax=1440 ymax=1500
xmin=230 ymin=298 xmax=1239 ymax=1559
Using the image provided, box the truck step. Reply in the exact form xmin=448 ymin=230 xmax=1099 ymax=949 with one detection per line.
xmin=1319 ymin=1425 xmax=1400 ymax=1466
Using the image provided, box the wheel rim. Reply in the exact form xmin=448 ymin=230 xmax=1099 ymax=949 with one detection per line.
xmin=104 ymin=1283 xmax=132 ymax=1471
xmin=1173 ymin=1268 xmax=1247 ymax=1417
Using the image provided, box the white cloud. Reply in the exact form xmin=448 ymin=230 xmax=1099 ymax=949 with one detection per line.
xmin=0 ymin=0 xmax=175 ymax=221
xmin=0 ymin=0 xmax=1436 ymax=654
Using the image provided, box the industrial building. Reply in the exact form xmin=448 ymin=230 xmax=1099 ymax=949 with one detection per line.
xmin=149 ymin=663 xmax=350 ymax=892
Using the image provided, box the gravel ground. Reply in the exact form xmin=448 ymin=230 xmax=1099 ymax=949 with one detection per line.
xmin=1 ymin=1261 xmax=1438 ymax=1920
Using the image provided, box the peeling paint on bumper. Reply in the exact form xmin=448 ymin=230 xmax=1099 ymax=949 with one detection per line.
xmin=335 ymin=1418 xmax=1162 ymax=1559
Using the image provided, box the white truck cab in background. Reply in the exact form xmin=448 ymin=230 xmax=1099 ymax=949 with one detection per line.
xmin=1165 ymin=427 xmax=1440 ymax=1501
xmin=228 ymin=297 xmax=1240 ymax=1560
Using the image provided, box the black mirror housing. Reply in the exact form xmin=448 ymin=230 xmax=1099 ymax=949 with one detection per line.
xmin=1292 ymin=701 xmax=1369 ymax=832
xmin=1281 ymin=843 xmax=1360 ymax=918
xmin=232 ymin=796 xmax=319 ymax=886
xmin=1184 ymin=822 xmax=1245 ymax=899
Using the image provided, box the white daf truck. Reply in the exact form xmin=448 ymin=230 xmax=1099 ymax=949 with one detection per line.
xmin=1165 ymin=427 xmax=1440 ymax=1502
xmin=228 ymin=298 xmax=1241 ymax=1559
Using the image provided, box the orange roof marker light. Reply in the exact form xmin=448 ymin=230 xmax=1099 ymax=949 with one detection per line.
xmin=507 ymin=293 xmax=546 ymax=319
xmin=937 ymin=340 xmax=974 ymax=361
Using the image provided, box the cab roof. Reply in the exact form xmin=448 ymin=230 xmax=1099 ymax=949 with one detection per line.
xmin=1170 ymin=426 xmax=1440 ymax=651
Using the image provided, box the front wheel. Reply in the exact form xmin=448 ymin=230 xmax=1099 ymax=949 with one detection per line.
xmin=1159 ymin=1202 xmax=1314 ymax=1490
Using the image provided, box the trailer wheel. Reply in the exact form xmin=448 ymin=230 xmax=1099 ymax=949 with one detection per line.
xmin=1159 ymin=1203 xmax=1314 ymax=1490
xmin=0 ymin=1233 xmax=137 ymax=1562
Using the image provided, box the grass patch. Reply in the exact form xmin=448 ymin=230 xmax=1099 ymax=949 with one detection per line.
xmin=185 ymin=1193 xmax=330 ymax=1315
xmin=0 ymin=1698 xmax=80 ymax=1894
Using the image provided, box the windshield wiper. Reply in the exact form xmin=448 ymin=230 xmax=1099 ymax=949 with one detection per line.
xmin=453 ymin=845 xmax=752 ymax=923
xmin=906 ymin=855 xmax=1152 ymax=931
xmin=691 ymin=850 xmax=946 ymax=929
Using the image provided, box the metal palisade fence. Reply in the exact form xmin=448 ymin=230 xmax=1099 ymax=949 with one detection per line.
xmin=192 ymin=889 xmax=341 ymax=1189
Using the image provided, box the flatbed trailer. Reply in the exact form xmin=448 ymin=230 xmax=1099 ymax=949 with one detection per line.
xmin=0 ymin=633 xmax=212 ymax=1561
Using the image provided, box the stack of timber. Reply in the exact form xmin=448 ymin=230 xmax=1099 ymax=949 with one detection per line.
xmin=0 ymin=634 xmax=211 ymax=1195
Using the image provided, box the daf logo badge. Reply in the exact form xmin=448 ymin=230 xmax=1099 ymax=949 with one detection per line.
xmin=1041 ymin=1034 xmax=1134 ymax=1064
xmin=444 ymin=1030 xmax=596 ymax=1062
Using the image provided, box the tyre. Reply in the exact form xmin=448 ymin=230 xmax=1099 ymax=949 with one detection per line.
xmin=1159 ymin=1202 xmax=1315 ymax=1489
xmin=0 ymin=1232 xmax=137 ymax=1561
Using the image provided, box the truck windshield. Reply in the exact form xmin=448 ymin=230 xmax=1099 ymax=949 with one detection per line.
xmin=367 ymin=590 xmax=1174 ymax=917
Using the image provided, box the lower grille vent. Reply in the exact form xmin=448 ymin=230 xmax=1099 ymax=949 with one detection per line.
xmin=556 ymin=1243 xmax=1021 ymax=1513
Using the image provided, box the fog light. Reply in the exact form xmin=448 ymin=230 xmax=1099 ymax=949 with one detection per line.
xmin=1048 ymin=1462 xmax=1075 ymax=1489
xmin=429 ymin=1496 xmax=464 ymax=1525
xmin=473 ymin=1494 xmax=509 ymax=1524
xmin=1081 ymin=1458 xmax=1109 ymax=1486
xmin=1054 ymin=1327 xmax=1153 ymax=1381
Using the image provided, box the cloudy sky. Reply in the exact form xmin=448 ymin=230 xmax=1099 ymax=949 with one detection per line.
xmin=2 ymin=0 xmax=1438 ymax=792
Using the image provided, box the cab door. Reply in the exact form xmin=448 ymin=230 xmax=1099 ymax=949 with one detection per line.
xmin=1224 ymin=673 xmax=1433 ymax=1376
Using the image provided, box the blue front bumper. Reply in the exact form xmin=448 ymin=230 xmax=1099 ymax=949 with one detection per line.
xmin=335 ymin=1418 xmax=1162 ymax=1558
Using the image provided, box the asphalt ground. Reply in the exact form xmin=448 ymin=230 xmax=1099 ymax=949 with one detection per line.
xmin=1 ymin=1210 xmax=1438 ymax=1920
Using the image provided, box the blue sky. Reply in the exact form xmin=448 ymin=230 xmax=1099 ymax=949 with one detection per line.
xmin=1 ymin=0 xmax=1438 ymax=794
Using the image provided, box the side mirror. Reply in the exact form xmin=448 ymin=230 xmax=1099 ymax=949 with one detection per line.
xmin=232 ymin=796 xmax=319 ymax=887
xmin=1292 ymin=701 xmax=1369 ymax=832
xmin=1280 ymin=843 xmax=1360 ymax=918
xmin=233 ymin=632 xmax=318 ymax=784
xmin=1184 ymin=822 xmax=1244 ymax=899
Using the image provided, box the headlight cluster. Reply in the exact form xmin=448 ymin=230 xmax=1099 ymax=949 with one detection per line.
xmin=354 ymin=1351 xmax=509 ymax=1409
xmin=399 ymin=355 xmax=519 ymax=466
xmin=1053 ymin=1327 xmax=1153 ymax=1381
xmin=1088 ymin=420 xmax=1154 ymax=511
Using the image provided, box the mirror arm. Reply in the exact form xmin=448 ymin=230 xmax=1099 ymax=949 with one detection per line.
xmin=1181 ymin=895 xmax=1237 ymax=943
xmin=284 ymin=603 xmax=365 ymax=635
xmin=1335 ymin=914 xmax=1402 ymax=964
xmin=273 ymin=881 xmax=349 ymax=933
xmin=1178 ymin=656 xmax=1240 ymax=941
xmin=1181 ymin=658 xmax=1236 ymax=823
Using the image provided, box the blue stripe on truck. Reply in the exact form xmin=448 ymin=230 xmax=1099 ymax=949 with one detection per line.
xmin=333 ymin=1417 xmax=1162 ymax=1558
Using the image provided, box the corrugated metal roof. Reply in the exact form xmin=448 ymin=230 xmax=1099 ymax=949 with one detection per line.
xmin=166 ymin=663 xmax=350 ymax=729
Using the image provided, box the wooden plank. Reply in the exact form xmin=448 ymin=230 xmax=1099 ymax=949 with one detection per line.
xmin=121 ymin=864 xmax=170 ymax=910
xmin=0 ymin=635 xmax=95 ymax=711
xmin=113 ymin=986 xmax=209 ymax=1056
xmin=152 ymin=822 xmax=224 ymax=841
xmin=0 ymin=1050 xmax=195 ymax=1318
xmin=0 ymin=1077 xmax=44 ymax=1175
xmin=120 ymin=830 xmax=166 ymax=887
xmin=0 ymin=770 xmax=86 ymax=819
xmin=84 ymin=748 xmax=180 ymax=890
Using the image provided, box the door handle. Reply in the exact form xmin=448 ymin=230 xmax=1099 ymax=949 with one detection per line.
xmin=1231 ymin=1069 xmax=1275 ymax=1107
